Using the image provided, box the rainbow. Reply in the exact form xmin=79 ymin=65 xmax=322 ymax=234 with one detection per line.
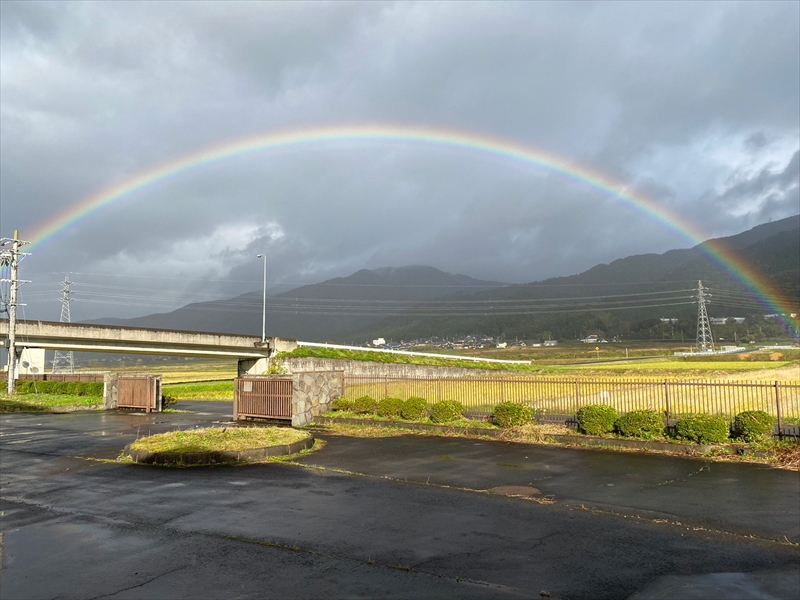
xmin=22 ymin=123 xmax=799 ymax=334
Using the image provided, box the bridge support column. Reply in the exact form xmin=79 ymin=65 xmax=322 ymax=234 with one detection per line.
xmin=238 ymin=357 xmax=269 ymax=377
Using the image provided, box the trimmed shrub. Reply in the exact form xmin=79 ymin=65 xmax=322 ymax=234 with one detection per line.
xmin=401 ymin=396 xmax=428 ymax=421
xmin=331 ymin=397 xmax=354 ymax=412
xmin=674 ymin=414 xmax=729 ymax=444
xmin=732 ymin=411 xmax=775 ymax=443
xmin=16 ymin=380 xmax=34 ymax=394
xmin=377 ymin=397 xmax=404 ymax=418
xmin=576 ymin=405 xmax=618 ymax=435
xmin=430 ymin=400 xmax=465 ymax=423
xmin=615 ymin=410 xmax=665 ymax=439
xmin=493 ymin=402 xmax=535 ymax=428
xmin=352 ymin=395 xmax=378 ymax=415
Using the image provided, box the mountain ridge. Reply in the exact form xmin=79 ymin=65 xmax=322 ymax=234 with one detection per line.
xmin=88 ymin=215 xmax=800 ymax=341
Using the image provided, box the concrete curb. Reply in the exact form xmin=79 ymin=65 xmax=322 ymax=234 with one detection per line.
xmin=313 ymin=416 xmax=722 ymax=454
xmin=125 ymin=436 xmax=314 ymax=465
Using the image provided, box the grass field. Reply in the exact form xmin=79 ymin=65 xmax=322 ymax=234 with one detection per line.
xmin=163 ymin=381 xmax=234 ymax=401
xmin=102 ymin=361 xmax=237 ymax=384
xmin=0 ymin=393 xmax=102 ymax=413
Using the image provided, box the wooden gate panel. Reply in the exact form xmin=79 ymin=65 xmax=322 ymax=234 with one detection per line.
xmin=234 ymin=378 xmax=292 ymax=420
xmin=117 ymin=376 xmax=157 ymax=412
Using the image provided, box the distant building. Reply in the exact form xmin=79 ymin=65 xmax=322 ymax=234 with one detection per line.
xmin=543 ymin=340 xmax=558 ymax=347
xmin=496 ymin=342 xmax=508 ymax=349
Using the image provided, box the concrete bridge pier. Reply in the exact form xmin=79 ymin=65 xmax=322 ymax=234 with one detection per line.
xmin=237 ymin=357 xmax=270 ymax=377
xmin=237 ymin=338 xmax=298 ymax=377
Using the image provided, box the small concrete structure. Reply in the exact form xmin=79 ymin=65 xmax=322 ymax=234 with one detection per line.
xmin=18 ymin=348 xmax=45 ymax=376
xmin=103 ymin=373 xmax=163 ymax=412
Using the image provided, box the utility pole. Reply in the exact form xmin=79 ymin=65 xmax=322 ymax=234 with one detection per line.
xmin=695 ymin=280 xmax=715 ymax=353
xmin=52 ymin=274 xmax=75 ymax=374
xmin=1 ymin=231 xmax=31 ymax=394
xmin=256 ymin=254 xmax=267 ymax=343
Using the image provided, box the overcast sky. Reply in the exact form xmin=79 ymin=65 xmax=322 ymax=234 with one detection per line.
xmin=2 ymin=1 xmax=798 ymax=321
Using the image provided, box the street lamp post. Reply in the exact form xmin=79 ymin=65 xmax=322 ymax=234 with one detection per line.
xmin=257 ymin=254 xmax=266 ymax=343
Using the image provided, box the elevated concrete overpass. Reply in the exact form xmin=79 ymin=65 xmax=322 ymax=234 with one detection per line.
xmin=0 ymin=320 xmax=299 ymax=375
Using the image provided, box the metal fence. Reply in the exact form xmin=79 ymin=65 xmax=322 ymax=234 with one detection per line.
xmin=344 ymin=375 xmax=800 ymax=427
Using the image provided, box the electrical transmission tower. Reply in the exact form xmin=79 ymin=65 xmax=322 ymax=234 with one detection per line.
xmin=695 ymin=280 xmax=715 ymax=352
xmin=52 ymin=275 xmax=75 ymax=374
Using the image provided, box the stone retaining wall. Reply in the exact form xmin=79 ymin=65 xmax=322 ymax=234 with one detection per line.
xmin=290 ymin=370 xmax=344 ymax=427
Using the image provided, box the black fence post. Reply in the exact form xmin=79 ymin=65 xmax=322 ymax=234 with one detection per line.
xmin=775 ymin=381 xmax=783 ymax=439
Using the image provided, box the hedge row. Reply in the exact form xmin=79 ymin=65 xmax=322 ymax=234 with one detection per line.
xmin=16 ymin=381 xmax=104 ymax=397
xmin=330 ymin=397 xmax=776 ymax=445
xmin=331 ymin=396 xmax=466 ymax=423
xmin=576 ymin=405 xmax=775 ymax=444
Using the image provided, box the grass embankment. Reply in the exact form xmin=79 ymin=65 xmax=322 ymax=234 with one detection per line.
xmin=281 ymin=346 xmax=799 ymax=379
xmin=0 ymin=393 xmax=102 ymax=413
xmin=280 ymin=347 xmax=537 ymax=371
xmin=163 ymin=380 xmax=234 ymax=401
xmin=129 ymin=426 xmax=309 ymax=453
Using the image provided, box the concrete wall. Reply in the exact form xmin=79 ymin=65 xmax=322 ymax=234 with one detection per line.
xmin=291 ymin=371 xmax=343 ymax=427
xmin=281 ymin=356 xmax=501 ymax=379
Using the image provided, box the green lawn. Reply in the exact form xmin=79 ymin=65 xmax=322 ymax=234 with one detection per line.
xmin=163 ymin=380 xmax=234 ymax=401
xmin=0 ymin=393 xmax=102 ymax=413
xmin=129 ymin=426 xmax=309 ymax=453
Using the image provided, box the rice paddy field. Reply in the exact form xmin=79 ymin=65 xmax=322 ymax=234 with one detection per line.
xmin=343 ymin=373 xmax=800 ymax=421
xmin=88 ymin=349 xmax=799 ymax=419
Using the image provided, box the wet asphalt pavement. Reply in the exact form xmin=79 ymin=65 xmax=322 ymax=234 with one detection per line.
xmin=1 ymin=401 xmax=798 ymax=599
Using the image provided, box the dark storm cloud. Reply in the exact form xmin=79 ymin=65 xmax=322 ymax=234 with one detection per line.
xmin=1 ymin=1 xmax=798 ymax=319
